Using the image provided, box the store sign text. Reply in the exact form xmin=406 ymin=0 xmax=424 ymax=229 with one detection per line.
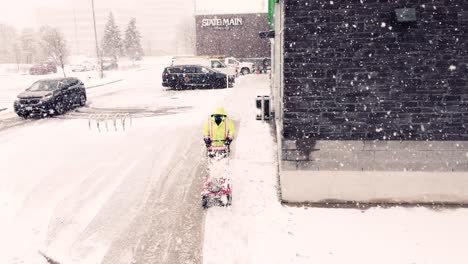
xmin=201 ymin=18 xmax=243 ymax=28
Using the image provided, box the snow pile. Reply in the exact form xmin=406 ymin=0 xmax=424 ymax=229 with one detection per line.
xmin=203 ymin=75 xmax=468 ymax=264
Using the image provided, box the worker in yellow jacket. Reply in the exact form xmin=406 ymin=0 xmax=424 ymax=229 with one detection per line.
xmin=203 ymin=107 xmax=235 ymax=148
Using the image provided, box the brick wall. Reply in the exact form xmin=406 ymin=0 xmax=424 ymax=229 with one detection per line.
xmin=283 ymin=0 xmax=468 ymax=141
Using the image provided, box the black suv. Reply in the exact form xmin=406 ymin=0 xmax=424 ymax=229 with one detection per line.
xmin=14 ymin=77 xmax=87 ymax=118
xmin=162 ymin=65 xmax=233 ymax=89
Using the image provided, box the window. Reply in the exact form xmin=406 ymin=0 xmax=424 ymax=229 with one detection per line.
xmin=58 ymin=79 xmax=70 ymax=89
xmin=193 ymin=67 xmax=203 ymax=73
xmin=200 ymin=67 xmax=211 ymax=74
xmin=182 ymin=67 xmax=197 ymax=73
xmin=68 ymin=79 xmax=79 ymax=86
xmin=167 ymin=67 xmax=182 ymax=73
xmin=211 ymin=61 xmax=223 ymax=68
xmin=27 ymin=80 xmax=59 ymax=91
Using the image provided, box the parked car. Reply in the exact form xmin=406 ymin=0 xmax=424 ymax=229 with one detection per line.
xmin=70 ymin=61 xmax=95 ymax=72
xmin=162 ymin=65 xmax=234 ymax=89
xmin=171 ymin=56 xmax=236 ymax=80
xmin=14 ymin=77 xmax=87 ymax=118
xmin=29 ymin=62 xmax=57 ymax=75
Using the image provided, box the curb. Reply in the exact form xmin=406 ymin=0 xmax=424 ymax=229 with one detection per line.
xmin=87 ymin=79 xmax=124 ymax=90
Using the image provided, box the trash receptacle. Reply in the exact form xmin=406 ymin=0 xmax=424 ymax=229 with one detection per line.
xmin=255 ymin=95 xmax=270 ymax=120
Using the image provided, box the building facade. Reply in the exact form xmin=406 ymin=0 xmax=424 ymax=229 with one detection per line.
xmin=271 ymin=0 xmax=468 ymax=203
xmin=196 ymin=13 xmax=270 ymax=58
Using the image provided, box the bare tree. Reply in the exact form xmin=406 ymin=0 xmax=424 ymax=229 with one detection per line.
xmin=39 ymin=26 xmax=68 ymax=77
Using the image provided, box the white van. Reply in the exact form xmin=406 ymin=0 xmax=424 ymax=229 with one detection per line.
xmin=171 ymin=56 xmax=237 ymax=79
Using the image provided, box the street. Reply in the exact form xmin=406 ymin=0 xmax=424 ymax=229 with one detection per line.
xmin=0 ymin=61 xmax=262 ymax=263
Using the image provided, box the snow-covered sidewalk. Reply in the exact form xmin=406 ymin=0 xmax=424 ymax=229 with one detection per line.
xmin=203 ymin=75 xmax=468 ymax=264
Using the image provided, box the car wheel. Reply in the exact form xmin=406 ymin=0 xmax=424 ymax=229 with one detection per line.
xmin=54 ymin=101 xmax=65 ymax=115
xmin=202 ymin=195 xmax=209 ymax=209
xmin=79 ymin=94 xmax=87 ymax=107
xmin=241 ymin=68 xmax=250 ymax=75
xmin=17 ymin=112 xmax=28 ymax=119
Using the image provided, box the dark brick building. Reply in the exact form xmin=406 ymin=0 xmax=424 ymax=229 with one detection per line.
xmin=196 ymin=13 xmax=271 ymax=58
xmin=270 ymin=0 xmax=468 ymax=203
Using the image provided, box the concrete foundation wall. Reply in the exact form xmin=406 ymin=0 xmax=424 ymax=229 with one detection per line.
xmin=279 ymin=139 xmax=468 ymax=203
xmin=282 ymin=140 xmax=468 ymax=171
xmin=280 ymin=170 xmax=468 ymax=204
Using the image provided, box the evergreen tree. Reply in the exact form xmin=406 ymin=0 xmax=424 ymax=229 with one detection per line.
xmin=101 ymin=12 xmax=123 ymax=60
xmin=124 ymin=18 xmax=143 ymax=61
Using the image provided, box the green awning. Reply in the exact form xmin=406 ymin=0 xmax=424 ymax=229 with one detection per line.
xmin=268 ymin=0 xmax=278 ymax=26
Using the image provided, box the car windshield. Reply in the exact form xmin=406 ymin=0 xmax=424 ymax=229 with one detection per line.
xmin=27 ymin=80 xmax=59 ymax=91
xmin=218 ymin=61 xmax=227 ymax=67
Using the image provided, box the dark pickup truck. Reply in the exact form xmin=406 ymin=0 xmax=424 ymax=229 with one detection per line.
xmin=162 ymin=65 xmax=234 ymax=89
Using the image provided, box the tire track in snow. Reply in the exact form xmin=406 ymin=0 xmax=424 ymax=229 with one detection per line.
xmin=97 ymin=126 xmax=207 ymax=264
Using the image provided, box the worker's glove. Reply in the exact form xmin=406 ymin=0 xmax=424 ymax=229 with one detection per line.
xmin=204 ymin=137 xmax=212 ymax=147
xmin=224 ymin=137 xmax=232 ymax=146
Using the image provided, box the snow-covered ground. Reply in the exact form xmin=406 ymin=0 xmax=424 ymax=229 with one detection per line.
xmin=0 ymin=57 xmax=232 ymax=263
xmin=203 ymin=75 xmax=468 ymax=264
xmin=2 ymin=62 xmax=468 ymax=264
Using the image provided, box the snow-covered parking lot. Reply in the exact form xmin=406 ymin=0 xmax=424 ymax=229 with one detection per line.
xmin=1 ymin=59 xmax=468 ymax=264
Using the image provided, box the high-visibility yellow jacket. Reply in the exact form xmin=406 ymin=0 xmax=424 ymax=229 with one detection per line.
xmin=203 ymin=107 xmax=235 ymax=147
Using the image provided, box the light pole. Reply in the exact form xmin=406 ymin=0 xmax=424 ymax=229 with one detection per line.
xmin=91 ymin=0 xmax=103 ymax=78
xmin=193 ymin=0 xmax=197 ymax=54
xmin=73 ymin=8 xmax=78 ymax=55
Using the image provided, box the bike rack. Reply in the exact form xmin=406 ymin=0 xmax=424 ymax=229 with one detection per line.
xmin=88 ymin=113 xmax=133 ymax=132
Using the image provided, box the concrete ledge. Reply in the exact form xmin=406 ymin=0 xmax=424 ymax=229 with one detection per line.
xmin=280 ymin=170 xmax=468 ymax=204
xmin=283 ymin=140 xmax=468 ymax=171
